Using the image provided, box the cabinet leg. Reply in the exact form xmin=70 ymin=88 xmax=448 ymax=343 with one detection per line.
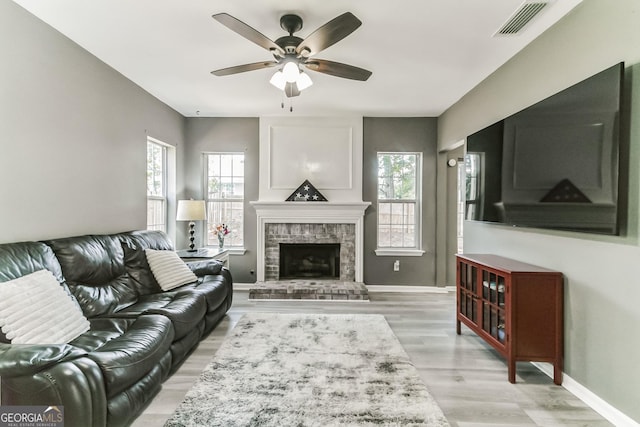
xmin=553 ymin=363 xmax=563 ymax=385
xmin=508 ymin=360 xmax=516 ymax=383
xmin=456 ymin=320 xmax=461 ymax=335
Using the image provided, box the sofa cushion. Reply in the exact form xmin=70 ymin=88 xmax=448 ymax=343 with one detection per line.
xmin=0 ymin=241 xmax=65 ymax=283
xmin=108 ymin=291 xmax=207 ymax=340
xmin=0 ymin=241 xmax=70 ymax=343
xmin=45 ymin=234 xmax=137 ymax=318
xmin=120 ymin=230 xmax=175 ymax=295
xmin=181 ymin=273 xmax=231 ymax=312
xmin=123 ymin=230 xmax=174 ymax=252
xmin=187 ymin=259 xmax=224 ymax=276
xmin=0 ymin=270 xmax=90 ymax=344
xmin=145 ymin=249 xmax=197 ymax=291
xmin=70 ymin=315 xmax=174 ymax=398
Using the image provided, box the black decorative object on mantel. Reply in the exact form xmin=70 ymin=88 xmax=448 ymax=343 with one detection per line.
xmin=286 ymin=179 xmax=328 ymax=201
xmin=540 ymin=178 xmax=591 ymax=203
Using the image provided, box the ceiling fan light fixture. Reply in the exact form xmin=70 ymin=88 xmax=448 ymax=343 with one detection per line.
xmin=296 ymin=71 xmax=313 ymax=91
xmin=269 ymin=70 xmax=287 ymax=90
xmin=211 ymin=12 xmax=373 ymax=106
xmin=282 ymin=61 xmax=300 ymax=82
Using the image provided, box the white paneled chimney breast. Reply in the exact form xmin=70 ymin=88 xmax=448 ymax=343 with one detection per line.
xmin=252 ymin=116 xmax=369 ymax=282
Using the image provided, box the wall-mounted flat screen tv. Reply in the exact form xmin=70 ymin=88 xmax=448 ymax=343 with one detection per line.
xmin=465 ymin=62 xmax=624 ymax=235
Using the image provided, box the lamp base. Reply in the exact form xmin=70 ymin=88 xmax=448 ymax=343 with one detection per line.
xmin=187 ymin=221 xmax=196 ymax=251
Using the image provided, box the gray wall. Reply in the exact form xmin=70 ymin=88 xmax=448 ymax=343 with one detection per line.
xmin=185 ymin=116 xmax=439 ymax=286
xmin=184 ymin=118 xmax=259 ymax=283
xmin=0 ymin=1 xmax=186 ymax=244
xmin=363 ymin=117 xmax=438 ymax=286
xmin=438 ymin=0 xmax=640 ymax=422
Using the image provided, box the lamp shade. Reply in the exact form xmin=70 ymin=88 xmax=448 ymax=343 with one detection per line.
xmin=176 ymin=200 xmax=206 ymax=221
xmin=270 ymin=71 xmax=287 ymax=90
xmin=282 ymin=61 xmax=300 ymax=83
xmin=296 ymin=72 xmax=313 ymax=91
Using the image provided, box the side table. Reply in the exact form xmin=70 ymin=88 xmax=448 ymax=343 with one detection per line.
xmin=177 ymin=247 xmax=229 ymax=268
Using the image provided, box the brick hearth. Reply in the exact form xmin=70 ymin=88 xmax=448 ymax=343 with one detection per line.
xmin=248 ymin=280 xmax=369 ymax=301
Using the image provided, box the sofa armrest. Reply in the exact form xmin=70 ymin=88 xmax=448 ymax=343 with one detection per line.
xmin=187 ymin=259 xmax=223 ymax=277
xmin=0 ymin=342 xmax=87 ymax=378
xmin=2 ymin=358 xmax=108 ymax=427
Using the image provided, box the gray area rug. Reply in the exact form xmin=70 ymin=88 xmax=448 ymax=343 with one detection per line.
xmin=165 ymin=313 xmax=450 ymax=427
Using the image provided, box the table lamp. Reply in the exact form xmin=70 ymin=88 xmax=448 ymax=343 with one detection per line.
xmin=176 ymin=199 xmax=206 ymax=252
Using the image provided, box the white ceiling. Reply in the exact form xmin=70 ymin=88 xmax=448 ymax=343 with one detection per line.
xmin=12 ymin=0 xmax=583 ymax=117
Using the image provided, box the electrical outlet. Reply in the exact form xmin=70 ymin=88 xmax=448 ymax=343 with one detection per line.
xmin=393 ymin=260 xmax=400 ymax=272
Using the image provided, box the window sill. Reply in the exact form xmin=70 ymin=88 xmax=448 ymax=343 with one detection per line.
xmin=205 ymin=246 xmax=246 ymax=255
xmin=227 ymin=247 xmax=246 ymax=255
xmin=375 ymin=248 xmax=425 ymax=257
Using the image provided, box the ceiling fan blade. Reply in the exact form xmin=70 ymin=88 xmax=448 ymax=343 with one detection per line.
xmin=213 ymin=13 xmax=284 ymax=56
xmin=296 ymin=12 xmax=362 ymax=57
xmin=284 ymin=82 xmax=300 ymax=98
xmin=211 ymin=61 xmax=279 ymax=76
xmin=304 ymin=59 xmax=372 ymax=81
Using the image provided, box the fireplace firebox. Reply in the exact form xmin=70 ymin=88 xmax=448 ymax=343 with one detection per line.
xmin=279 ymin=243 xmax=340 ymax=280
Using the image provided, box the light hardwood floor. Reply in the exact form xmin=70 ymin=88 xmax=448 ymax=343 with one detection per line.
xmin=132 ymin=290 xmax=612 ymax=427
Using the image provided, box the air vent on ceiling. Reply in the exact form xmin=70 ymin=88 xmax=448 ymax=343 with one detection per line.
xmin=495 ymin=1 xmax=549 ymax=36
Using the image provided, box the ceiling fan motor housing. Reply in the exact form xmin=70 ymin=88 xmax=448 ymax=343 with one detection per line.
xmin=280 ymin=14 xmax=303 ymax=34
xmin=277 ymin=14 xmax=305 ymax=55
xmin=275 ymin=36 xmax=303 ymax=54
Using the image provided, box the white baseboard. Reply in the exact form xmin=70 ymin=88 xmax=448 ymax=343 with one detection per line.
xmin=365 ymin=285 xmax=454 ymax=293
xmin=531 ymin=362 xmax=638 ymax=427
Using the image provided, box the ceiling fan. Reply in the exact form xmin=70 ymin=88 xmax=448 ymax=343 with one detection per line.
xmin=211 ymin=12 xmax=372 ymax=98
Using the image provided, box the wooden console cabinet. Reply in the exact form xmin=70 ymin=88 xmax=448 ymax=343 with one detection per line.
xmin=456 ymin=254 xmax=564 ymax=385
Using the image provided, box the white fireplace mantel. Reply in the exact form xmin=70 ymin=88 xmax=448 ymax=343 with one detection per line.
xmin=251 ymin=201 xmax=370 ymax=282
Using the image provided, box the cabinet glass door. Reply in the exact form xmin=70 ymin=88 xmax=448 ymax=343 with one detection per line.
xmin=459 ymin=262 xmax=478 ymax=322
xmin=480 ymin=270 xmax=506 ymax=344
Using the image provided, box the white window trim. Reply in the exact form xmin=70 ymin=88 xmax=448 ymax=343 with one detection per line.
xmin=203 ymin=152 xmax=245 ymax=248
xmin=146 ymin=136 xmax=177 ymax=241
xmin=225 ymin=247 xmax=247 ymax=255
xmin=376 ymin=152 xmax=424 ymax=256
xmin=375 ymin=248 xmax=426 ymax=257
xmin=147 ymin=138 xmax=168 ymax=232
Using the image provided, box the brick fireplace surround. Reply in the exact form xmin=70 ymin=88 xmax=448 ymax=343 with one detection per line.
xmin=265 ymin=223 xmax=356 ymax=281
xmin=251 ymin=201 xmax=370 ymax=282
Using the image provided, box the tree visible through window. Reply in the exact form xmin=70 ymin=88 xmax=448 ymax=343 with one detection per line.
xmin=147 ymin=141 xmax=166 ymax=231
xmin=205 ymin=153 xmax=244 ymax=247
xmin=377 ymin=153 xmax=421 ymax=248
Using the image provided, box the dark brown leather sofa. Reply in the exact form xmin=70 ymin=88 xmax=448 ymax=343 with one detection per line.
xmin=0 ymin=230 xmax=233 ymax=427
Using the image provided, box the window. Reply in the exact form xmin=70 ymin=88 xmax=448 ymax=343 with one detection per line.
xmin=204 ymin=153 xmax=244 ymax=247
xmin=376 ymin=152 xmax=422 ymax=252
xmin=457 ymin=158 xmax=467 ymax=254
xmin=464 ymin=152 xmax=482 ymax=221
xmin=147 ymin=140 xmax=167 ymax=231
